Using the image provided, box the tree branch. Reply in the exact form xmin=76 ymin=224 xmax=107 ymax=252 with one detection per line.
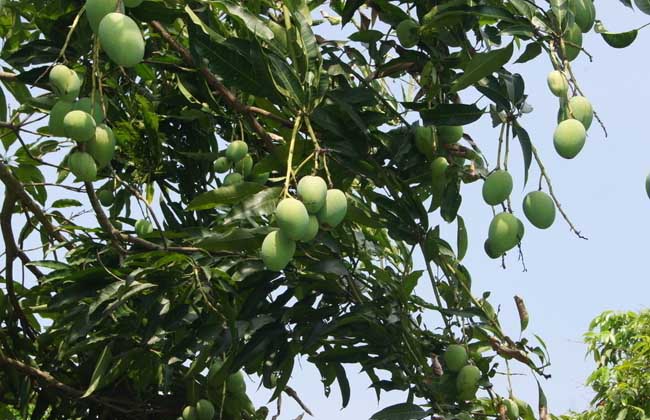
xmin=149 ymin=20 xmax=276 ymax=149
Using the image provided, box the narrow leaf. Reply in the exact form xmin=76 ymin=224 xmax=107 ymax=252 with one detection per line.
xmin=82 ymin=345 xmax=112 ymax=398
xmin=451 ymin=43 xmax=514 ymax=93
xmin=187 ymin=183 xmax=265 ymax=211
xmin=457 ymin=216 xmax=468 ymax=260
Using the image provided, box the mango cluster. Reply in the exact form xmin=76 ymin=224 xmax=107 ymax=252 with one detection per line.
xmin=442 ymin=344 xmax=482 ymax=401
xmin=48 ymin=65 xmax=116 ymax=183
xmin=181 ymin=399 xmax=215 ymax=420
xmin=86 ymin=0 xmax=145 ymax=67
xmin=213 ymin=140 xmax=268 ymax=185
xmin=414 ymin=124 xmax=464 ymax=159
xmin=561 ymin=0 xmax=596 ymax=62
xmin=261 ymin=176 xmax=348 ymax=271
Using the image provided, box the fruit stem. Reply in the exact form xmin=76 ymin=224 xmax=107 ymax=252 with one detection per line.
xmin=564 ymin=59 xmax=609 ymax=138
xmin=283 ymin=115 xmax=303 ymax=197
xmin=303 ymin=116 xmax=320 ymax=171
xmin=530 ymin=145 xmax=587 ymax=239
xmin=495 ymin=123 xmax=506 ymax=169
xmin=504 ymin=122 xmax=511 ymax=171
xmin=420 ymin=248 xmax=453 ymax=335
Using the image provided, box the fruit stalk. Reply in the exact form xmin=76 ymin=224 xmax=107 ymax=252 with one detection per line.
xmin=283 ymin=115 xmax=302 ymax=197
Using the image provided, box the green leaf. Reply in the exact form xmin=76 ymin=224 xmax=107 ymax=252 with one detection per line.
xmin=349 ymin=30 xmax=384 ymax=43
xmin=600 ymin=29 xmax=638 ymax=48
xmin=512 ymin=122 xmax=533 ymax=186
xmin=187 ymin=183 xmax=265 ymax=211
xmin=457 ymin=216 xmax=468 ymax=260
xmin=335 ymin=364 xmax=351 ymax=408
xmin=515 ymin=42 xmax=542 ymax=63
xmin=551 ymin=0 xmax=569 ymax=30
xmin=341 ymin=0 xmax=365 ymax=25
xmin=419 ymin=104 xmax=485 ymax=126
xmin=634 ymin=0 xmax=650 ymax=13
xmin=370 ymin=403 xmax=428 ymax=420
xmin=51 ymin=199 xmax=82 ymax=208
xmin=226 ymin=187 xmax=282 ymax=222
xmin=211 ymin=1 xmax=275 ymax=41
xmin=82 ymin=345 xmax=112 ymax=398
xmin=451 ymin=43 xmax=514 ymax=93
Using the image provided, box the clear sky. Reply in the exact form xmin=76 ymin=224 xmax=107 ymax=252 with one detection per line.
xmin=249 ymin=3 xmax=650 ymax=418
xmin=1 ymin=3 xmax=648 ymax=419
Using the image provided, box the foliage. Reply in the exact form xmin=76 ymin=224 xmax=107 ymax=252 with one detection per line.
xmin=0 ymin=0 xmax=645 ymax=419
xmin=564 ymin=311 xmax=650 ymax=420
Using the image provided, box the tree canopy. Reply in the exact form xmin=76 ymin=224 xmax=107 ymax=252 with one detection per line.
xmin=0 ymin=0 xmax=646 ymax=419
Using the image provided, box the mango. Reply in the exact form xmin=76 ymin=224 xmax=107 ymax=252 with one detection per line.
xmin=414 ymin=125 xmax=435 ymax=159
xmin=568 ymin=96 xmax=593 ymax=130
xmin=235 ymin=154 xmax=253 ymax=177
xmin=213 ymin=156 xmax=231 ymax=173
xmin=135 ymin=219 xmax=153 ymax=236
xmin=396 ymin=19 xmax=419 ymax=48
xmin=86 ymin=0 xmax=124 ymax=32
xmin=261 ymin=230 xmax=296 ymax=271
xmin=523 ymin=191 xmax=555 ymax=229
xmin=195 ymin=399 xmax=215 ymax=420
xmin=317 ymin=189 xmax=347 ymax=229
xmin=488 ymin=212 xmax=520 ymax=254
xmin=98 ymin=13 xmax=145 ymax=67
xmin=96 ymin=188 xmax=114 ymax=206
xmin=297 ymin=175 xmax=327 ymax=213
xmin=276 ymin=197 xmax=309 ymax=240
xmin=484 ymin=239 xmax=501 ymax=259
xmin=553 ymin=119 xmax=586 ymax=159
xmin=74 ymin=97 xmax=105 ymax=123
xmin=225 ymin=140 xmax=248 ymax=162
xmin=63 ymin=110 xmax=96 ymax=142
xmin=227 ymin=370 xmax=247 ymax=394
xmin=503 ymin=398 xmax=520 ymax=420
xmin=299 ymin=215 xmax=319 ymax=242
xmin=570 ymin=0 xmax=596 ymax=32
xmin=547 ymin=70 xmax=568 ymax=97
xmin=437 ymin=125 xmax=463 ymax=144
xmin=49 ymin=65 xmax=81 ymax=100
xmin=223 ymin=172 xmax=243 ymax=186
xmin=68 ymin=152 xmax=97 ymax=182
xmin=563 ymin=23 xmax=583 ymax=61
xmin=482 ymin=170 xmax=513 ymax=205
xmin=431 ymin=156 xmax=449 ymax=186
xmin=456 ymin=365 xmax=481 ymax=401
xmin=443 ymin=344 xmax=468 ymax=373
xmin=182 ymin=406 xmax=198 ymax=420
xmin=48 ymin=100 xmax=74 ymax=137
xmin=86 ymin=124 xmax=116 ymax=168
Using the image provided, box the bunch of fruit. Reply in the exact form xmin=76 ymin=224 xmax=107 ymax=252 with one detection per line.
xmin=442 ymin=344 xmax=482 ymax=401
xmin=48 ymin=64 xmax=116 ymax=183
xmin=181 ymin=399 xmax=215 ymax=420
xmin=213 ymin=140 xmax=268 ymax=185
xmin=261 ymin=175 xmax=348 ymax=271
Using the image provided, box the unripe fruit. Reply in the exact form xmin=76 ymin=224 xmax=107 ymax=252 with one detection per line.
xmin=195 ymin=399 xmax=215 ymax=420
xmin=484 ymin=239 xmax=501 ymax=259
xmin=570 ymin=0 xmax=596 ymax=32
xmin=182 ymin=406 xmax=198 ymax=420
xmin=235 ymin=154 xmax=253 ymax=177
xmin=64 ymin=110 xmax=96 ymax=142
xmin=227 ymin=371 xmax=247 ymax=394
xmin=396 ymin=19 xmax=419 ymax=48
xmin=436 ymin=126 xmax=463 ymax=144
xmin=523 ymin=191 xmax=556 ymax=229
xmin=74 ymin=97 xmax=105 ymax=123
xmin=124 ymin=0 xmax=144 ymax=6
xmin=213 ymin=157 xmax=231 ymax=173
xmin=86 ymin=0 xmax=124 ymax=32
xmin=488 ymin=212 xmax=520 ymax=254
xmin=251 ymin=171 xmax=270 ymax=185
xmin=317 ymin=189 xmax=348 ymax=229
xmin=300 ymin=215 xmax=319 ymax=242
xmin=443 ymin=344 xmax=468 ymax=372
xmin=97 ymin=189 xmax=114 ymax=206
xmin=87 ymin=124 xmax=116 ymax=168
xmin=568 ymin=96 xmax=593 ymax=130
xmin=563 ymin=23 xmax=583 ymax=61
xmin=431 ymin=157 xmax=449 ymax=187
xmin=276 ymin=197 xmax=309 ymax=240
xmin=223 ymin=172 xmax=243 ymax=186
xmin=553 ymin=119 xmax=586 ymax=159
xmin=225 ymin=140 xmax=248 ymax=162
xmin=297 ymin=176 xmax=327 ymax=213
xmin=261 ymin=230 xmax=296 ymax=271
xmin=68 ymin=152 xmax=97 ymax=182
xmin=49 ymin=100 xmax=74 ymax=136
xmin=414 ymin=125 xmax=435 ymax=159
xmin=547 ymin=70 xmax=568 ymax=97
xmin=49 ymin=65 xmax=81 ymax=100
xmin=135 ymin=219 xmax=153 ymax=236
xmin=503 ymin=399 xmax=520 ymax=420
xmin=482 ymin=170 xmax=513 ymax=205
xmin=98 ymin=13 xmax=145 ymax=67
xmin=646 ymin=173 xmax=650 ymax=199
xmin=456 ymin=365 xmax=481 ymax=400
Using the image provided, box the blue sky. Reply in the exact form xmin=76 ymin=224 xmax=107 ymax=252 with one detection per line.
xmin=248 ymin=3 xmax=650 ymax=418
xmin=1 ymin=2 xmax=648 ymax=419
